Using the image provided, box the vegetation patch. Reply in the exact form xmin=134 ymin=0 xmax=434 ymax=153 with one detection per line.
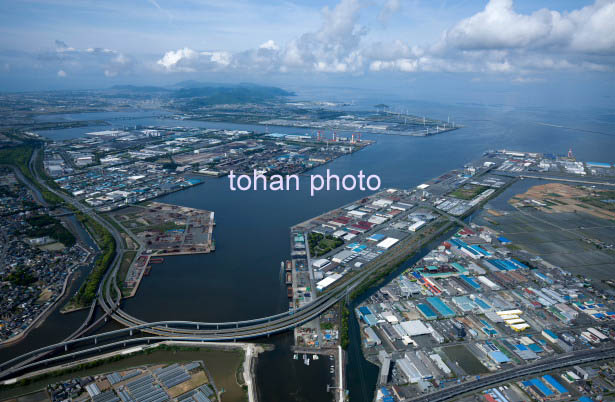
xmin=69 ymin=213 xmax=116 ymax=307
xmin=308 ymin=232 xmax=343 ymax=257
xmin=25 ymin=214 xmax=76 ymax=247
xmin=448 ymin=183 xmax=489 ymax=200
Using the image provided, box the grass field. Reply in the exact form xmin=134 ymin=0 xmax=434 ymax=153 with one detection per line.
xmin=449 ymin=184 xmax=489 ymax=200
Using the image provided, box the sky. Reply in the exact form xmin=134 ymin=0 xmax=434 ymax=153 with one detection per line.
xmin=0 ymin=0 xmax=613 ymax=107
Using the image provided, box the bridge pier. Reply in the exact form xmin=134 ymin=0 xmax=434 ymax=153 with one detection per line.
xmin=94 ymin=337 xmax=97 ymax=345
xmin=65 ymin=344 xmax=68 ymax=352
xmin=216 ymin=324 xmax=219 ymax=330
xmin=196 ymin=324 xmax=199 ymax=330
xmin=130 ymin=330 xmax=133 ymax=336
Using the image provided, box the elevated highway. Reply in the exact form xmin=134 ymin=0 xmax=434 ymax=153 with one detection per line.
xmin=0 ymin=148 xmax=465 ymax=379
xmin=405 ymin=347 xmax=615 ymax=402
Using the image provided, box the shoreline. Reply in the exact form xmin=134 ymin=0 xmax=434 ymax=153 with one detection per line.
xmin=1 ymin=340 xmax=264 ymax=402
xmin=0 ymin=243 xmax=91 ymax=348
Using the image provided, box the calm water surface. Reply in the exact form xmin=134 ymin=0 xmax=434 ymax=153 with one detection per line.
xmin=5 ymin=101 xmax=614 ymax=401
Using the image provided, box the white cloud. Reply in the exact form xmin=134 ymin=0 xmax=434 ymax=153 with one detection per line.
xmin=57 ymin=0 xmax=612 ymax=79
xmin=441 ymin=0 xmax=615 ymax=54
xmin=57 ymin=69 xmax=67 ymax=77
xmin=369 ymin=0 xmax=614 ymax=75
xmin=55 ymin=40 xmax=75 ymax=53
xmin=379 ymin=0 xmax=401 ymax=23
xmin=157 ymin=47 xmax=197 ymax=71
xmin=259 ymin=40 xmax=279 ymax=51
xmin=38 ymin=40 xmax=135 ymax=77
xmin=512 ymin=76 xmax=545 ymax=84
xmin=155 ymin=48 xmax=233 ymax=72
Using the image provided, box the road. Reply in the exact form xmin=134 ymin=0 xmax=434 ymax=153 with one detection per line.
xmin=4 ymin=147 xmax=598 ymax=402
xmin=0 ymin=149 xmax=477 ymax=380
xmin=405 ymin=346 xmax=615 ymax=402
xmin=0 ymin=150 xmax=458 ymax=379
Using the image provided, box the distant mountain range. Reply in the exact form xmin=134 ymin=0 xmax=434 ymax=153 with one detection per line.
xmin=109 ymin=82 xmax=294 ymax=105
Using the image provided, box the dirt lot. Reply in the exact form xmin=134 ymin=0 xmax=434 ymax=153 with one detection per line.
xmin=509 ymin=182 xmax=615 ymax=220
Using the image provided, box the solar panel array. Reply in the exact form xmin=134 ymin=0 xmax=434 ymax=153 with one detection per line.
xmin=107 ymin=370 xmax=141 ymax=385
xmin=92 ymin=390 xmax=120 ymax=402
xmin=154 ymin=364 xmax=190 ymax=389
xmin=123 ymin=375 xmax=168 ymax=402
xmin=183 ymin=362 xmax=200 ymax=372
xmin=177 ymin=385 xmax=214 ymax=402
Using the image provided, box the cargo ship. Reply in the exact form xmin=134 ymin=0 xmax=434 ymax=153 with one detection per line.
xmin=287 ymin=286 xmax=293 ymax=298
xmin=286 ymin=272 xmax=292 ymax=285
xmin=150 ymin=257 xmax=164 ymax=264
xmin=285 ymin=260 xmax=292 ymax=272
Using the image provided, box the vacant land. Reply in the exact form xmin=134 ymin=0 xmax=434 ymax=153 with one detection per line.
xmin=110 ymin=202 xmax=215 ymax=256
xmin=475 ymin=183 xmax=615 ymax=286
xmin=449 ymin=184 xmax=489 ymax=200
xmin=509 ymin=182 xmax=615 ymax=220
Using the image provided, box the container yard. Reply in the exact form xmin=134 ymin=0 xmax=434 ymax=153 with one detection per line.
xmin=108 ymin=202 xmax=215 ymax=296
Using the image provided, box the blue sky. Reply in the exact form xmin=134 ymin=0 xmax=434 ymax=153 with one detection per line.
xmin=0 ymin=0 xmax=613 ymax=107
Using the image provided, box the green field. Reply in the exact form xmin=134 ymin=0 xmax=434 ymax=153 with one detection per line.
xmin=308 ymin=232 xmax=343 ymax=257
xmin=449 ymin=184 xmax=489 ymax=200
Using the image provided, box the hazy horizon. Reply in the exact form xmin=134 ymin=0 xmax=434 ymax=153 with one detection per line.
xmin=0 ymin=0 xmax=613 ymax=109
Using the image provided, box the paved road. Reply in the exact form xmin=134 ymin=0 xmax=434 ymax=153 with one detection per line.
xmin=0 ymin=150 xmax=460 ymax=380
xmin=404 ymin=346 xmax=615 ymax=402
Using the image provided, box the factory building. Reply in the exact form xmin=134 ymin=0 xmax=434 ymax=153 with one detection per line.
xmin=396 ymin=358 xmax=421 ymax=384
xmin=541 ymin=329 xmax=559 ymax=344
xmin=364 ymin=327 xmax=382 ymax=347
xmin=378 ymin=351 xmax=391 ymax=385
xmin=426 ymin=297 xmax=456 ymax=318
xmin=400 ymin=320 xmax=432 ymax=336
xmin=417 ymin=303 xmax=438 ymax=320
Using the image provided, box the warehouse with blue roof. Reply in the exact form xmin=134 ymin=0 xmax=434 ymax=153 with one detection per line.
xmin=498 ymin=236 xmax=511 ymax=244
xmin=416 ymin=303 xmax=437 ymax=320
xmin=488 ymin=350 xmax=510 ymax=364
xmin=528 ymin=378 xmax=554 ymax=397
xmin=427 ymin=297 xmax=456 ymax=318
xmin=543 ymin=374 xmax=569 ymax=394
xmin=460 ymin=275 xmax=481 ymax=290
xmin=473 ymin=297 xmax=492 ymax=312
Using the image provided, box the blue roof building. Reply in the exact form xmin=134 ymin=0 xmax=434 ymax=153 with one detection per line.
xmin=417 ymin=303 xmax=437 ymax=320
xmin=363 ymin=314 xmax=378 ymax=326
xmin=542 ymin=375 xmax=568 ymax=394
xmin=488 ymin=351 xmax=510 ymax=364
xmin=426 ymin=297 xmax=456 ymax=318
xmin=461 ymin=275 xmax=481 ymax=289
xmin=529 ymin=378 xmax=554 ymax=397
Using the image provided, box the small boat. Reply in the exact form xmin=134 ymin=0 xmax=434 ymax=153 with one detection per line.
xmin=305 ymin=358 xmax=310 ymax=366
xmin=313 ymin=354 xmax=319 ymax=360
xmin=293 ymin=354 xmax=298 ymax=360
